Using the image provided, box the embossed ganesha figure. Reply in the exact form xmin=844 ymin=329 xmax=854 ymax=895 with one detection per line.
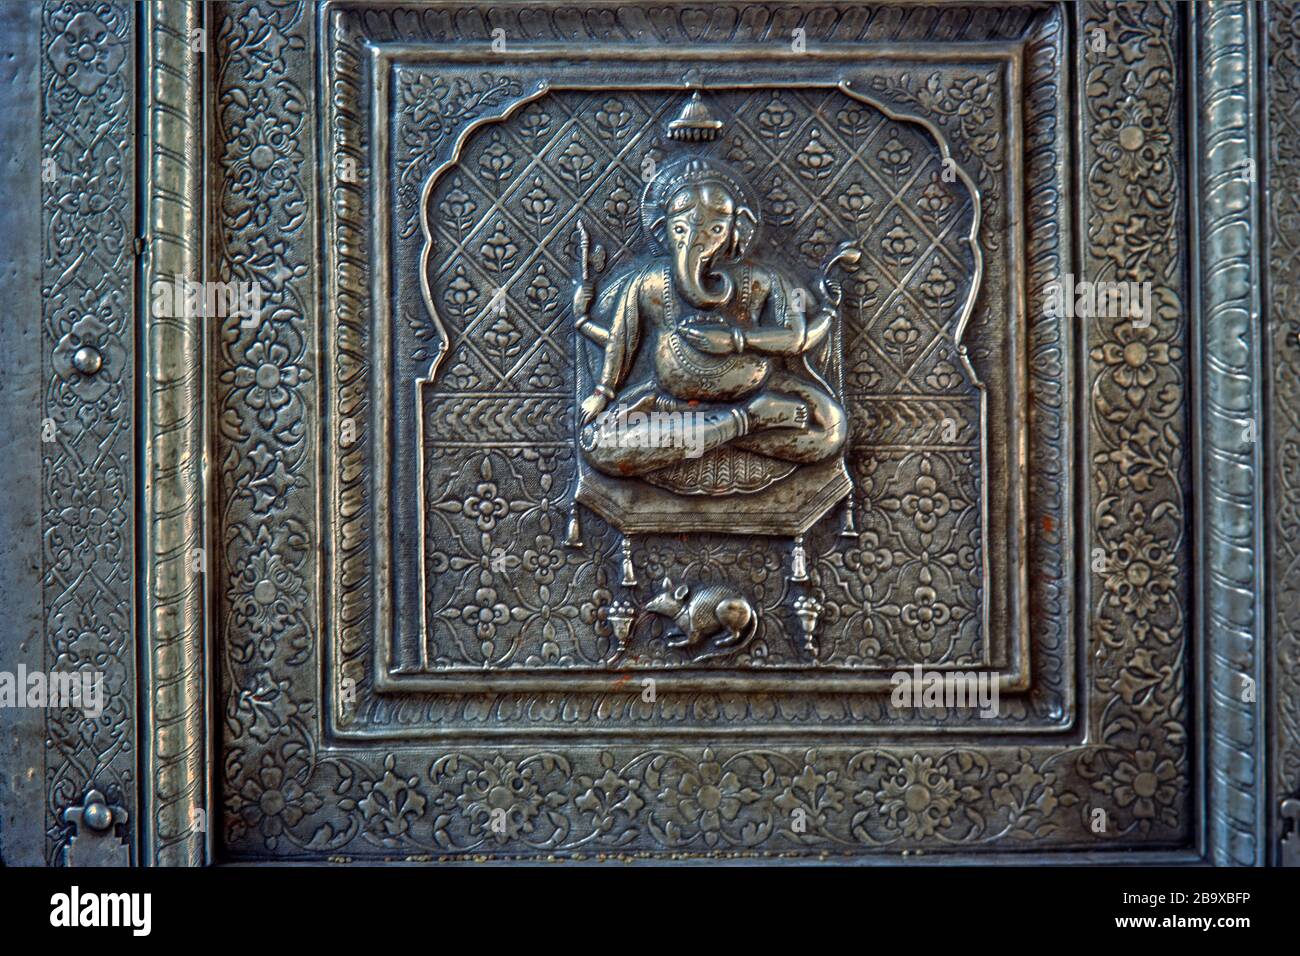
xmin=573 ymin=157 xmax=853 ymax=482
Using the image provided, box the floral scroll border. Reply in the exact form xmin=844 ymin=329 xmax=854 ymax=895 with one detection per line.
xmin=323 ymin=4 xmax=1074 ymax=734
xmin=41 ymin=0 xmax=137 ymax=864
xmin=206 ymin=2 xmax=1206 ymax=861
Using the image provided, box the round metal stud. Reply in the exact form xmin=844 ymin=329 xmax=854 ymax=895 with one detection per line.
xmin=71 ymin=344 xmax=103 ymax=375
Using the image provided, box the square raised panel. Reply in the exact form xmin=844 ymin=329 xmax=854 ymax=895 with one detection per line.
xmin=318 ymin=5 xmax=1073 ymax=733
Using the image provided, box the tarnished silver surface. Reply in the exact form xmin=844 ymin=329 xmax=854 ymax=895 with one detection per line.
xmin=38 ymin=0 xmax=138 ymax=866
xmin=0 ymin=0 xmax=1291 ymax=866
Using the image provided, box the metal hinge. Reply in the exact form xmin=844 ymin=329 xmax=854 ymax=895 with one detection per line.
xmin=1282 ymin=798 xmax=1300 ymax=866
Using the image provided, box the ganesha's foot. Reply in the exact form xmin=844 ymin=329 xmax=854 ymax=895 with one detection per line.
xmin=746 ymin=392 xmax=809 ymax=430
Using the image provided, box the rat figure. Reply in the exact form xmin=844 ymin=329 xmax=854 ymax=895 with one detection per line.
xmin=644 ymin=577 xmax=758 ymax=650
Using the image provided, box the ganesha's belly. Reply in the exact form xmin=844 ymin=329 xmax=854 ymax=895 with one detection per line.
xmin=653 ymin=330 xmax=771 ymax=402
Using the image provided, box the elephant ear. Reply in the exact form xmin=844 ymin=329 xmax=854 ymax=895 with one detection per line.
xmin=732 ymin=206 xmax=758 ymax=259
xmin=647 ymin=214 xmax=667 ymax=249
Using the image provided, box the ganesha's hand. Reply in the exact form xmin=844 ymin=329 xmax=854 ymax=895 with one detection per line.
xmin=822 ymin=278 xmax=844 ymax=308
xmin=572 ymin=279 xmax=595 ymax=317
xmin=679 ymin=324 xmax=734 ymax=355
xmin=579 ymin=391 xmax=609 ymax=426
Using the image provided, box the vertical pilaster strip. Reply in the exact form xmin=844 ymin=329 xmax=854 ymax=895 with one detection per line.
xmin=140 ymin=0 xmax=206 ymax=866
xmin=41 ymin=0 xmax=137 ymax=864
xmin=1080 ymin=0 xmax=1192 ymax=848
xmin=1263 ymin=0 xmax=1300 ymax=863
xmin=1195 ymin=2 xmax=1266 ymax=866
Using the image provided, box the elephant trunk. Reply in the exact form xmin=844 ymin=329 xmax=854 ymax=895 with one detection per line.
xmin=674 ymin=244 xmax=733 ymax=310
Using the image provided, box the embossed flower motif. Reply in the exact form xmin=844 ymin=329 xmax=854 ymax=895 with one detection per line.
xmin=918 ymin=262 xmax=957 ymax=309
xmin=990 ymin=751 xmax=1070 ymax=830
xmin=946 ymin=76 xmax=993 ymax=124
xmin=62 ymin=622 xmax=117 ymax=673
xmin=231 ymin=753 xmax=322 ymax=850
xmin=797 ymin=130 xmax=835 ymax=181
xmin=52 ymin=314 xmax=126 ymax=403
xmin=222 ymin=87 xmax=302 ymax=229
xmin=640 ymin=547 xmax=675 ymax=584
xmin=836 ymin=105 xmax=874 ymax=139
xmin=460 ymin=586 xmax=512 ymax=641
xmin=234 ymin=6 xmax=293 ymax=83
xmin=735 ymin=546 xmax=781 ymax=584
xmin=574 ymin=752 xmax=645 ymax=834
xmin=525 ymin=266 xmax=558 ymax=314
xmin=1099 ymin=419 xmax=1164 ymax=493
xmin=227 ymin=339 xmax=306 ymax=430
xmin=479 ymin=222 xmax=519 ymax=275
xmin=226 ymin=525 xmax=306 ymax=659
xmin=900 ymin=578 xmax=954 ymax=646
xmin=757 ymin=95 xmax=796 ymax=139
xmin=232 ymin=669 xmax=298 ymax=744
xmin=401 ymin=73 xmax=451 ymax=132
xmin=799 ymin=224 xmax=835 ymax=264
xmin=1105 ymin=214 xmax=1163 ymax=280
xmin=848 ymin=357 xmax=882 ymax=391
xmin=774 ymin=764 xmax=846 ymax=835
xmin=461 ymin=481 xmax=509 ymax=531
xmin=478 ymin=134 xmax=515 ymax=183
xmin=873 ymin=755 xmax=980 ymax=839
xmin=766 ymin=177 xmax=799 ymax=226
xmin=723 ymin=136 xmax=756 ymax=175
xmin=520 ymin=179 xmax=556 ymax=225
xmin=1101 ymin=506 xmax=1178 ymax=623
xmin=438 ymin=183 xmax=477 ymax=234
xmin=580 ymin=587 xmax=615 ymax=639
xmin=917 ymin=175 xmax=956 ymax=225
xmin=877 ymin=135 xmax=913 ymax=177
xmin=1092 ymin=92 xmax=1172 ymax=191
xmin=556 ymin=136 xmax=596 ymax=186
xmin=527 ymin=352 xmax=561 ymax=390
xmin=1096 ymin=740 xmax=1179 ymax=823
xmin=442 ymin=267 xmax=478 ymax=318
xmin=899 ymin=465 xmax=952 ymax=534
xmin=593 ymin=98 xmax=631 ymax=139
xmin=925 ymin=360 xmax=962 ymax=391
xmin=846 ymin=272 xmax=880 ymax=310
xmin=349 ymin=755 xmax=427 ymax=845
xmin=455 ymin=756 xmax=550 ymax=845
xmin=521 ymin=534 xmax=565 ymax=585
xmin=55 ymin=481 xmax=118 ymax=561
xmin=49 ymin=11 xmax=126 ymax=96
xmin=659 ymin=749 xmax=759 ymax=844
xmin=519 ymin=107 xmax=552 ymax=142
xmin=843 ymin=530 xmax=894 ymax=583
xmin=882 ymin=313 xmax=921 ymax=357
xmin=881 ymin=218 xmax=918 ymax=265
xmin=837 ymin=182 xmax=875 ymax=224
xmin=55 ymin=170 xmax=113 ymax=225
xmin=603 ymin=182 xmax=635 ymax=228
xmin=1092 ymin=321 xmax=1176 ymax=407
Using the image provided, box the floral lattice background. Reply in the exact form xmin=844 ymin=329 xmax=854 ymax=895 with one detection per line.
xmin=408 ymin=83 xmax=983 ymax=669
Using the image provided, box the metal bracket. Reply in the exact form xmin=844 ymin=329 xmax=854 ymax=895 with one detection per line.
xmin=1281 ymin=798 xmax=1300 ymax=867
xmin=61 ymin=789 xmax=130 ymax=867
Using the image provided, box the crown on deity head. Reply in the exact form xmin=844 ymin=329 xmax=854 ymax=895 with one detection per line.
xmin=667 ymin=92 xmax=723 ymax=142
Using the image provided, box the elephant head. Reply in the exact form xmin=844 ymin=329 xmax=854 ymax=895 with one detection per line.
xmin=645 ymin=160 xmax=759 ymax=311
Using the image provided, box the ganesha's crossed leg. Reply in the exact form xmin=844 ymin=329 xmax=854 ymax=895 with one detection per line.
xmin=732 ymin=371 xmax=847 ymax=465
xmin=580 ymin=373 xmax=846 ymax=477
